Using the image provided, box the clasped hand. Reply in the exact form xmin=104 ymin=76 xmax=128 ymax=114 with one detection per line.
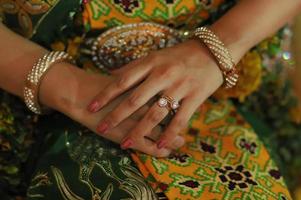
xmin=87 ymin=40 xmax=223 ymax=155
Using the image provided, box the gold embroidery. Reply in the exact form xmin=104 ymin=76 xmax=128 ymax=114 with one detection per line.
xmin=0 ymin=0 xmax=58 ymax=37
xmin=51 ymin=166 xmax=85 ymax=200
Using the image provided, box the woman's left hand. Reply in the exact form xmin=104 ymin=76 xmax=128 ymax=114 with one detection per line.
xmin=87 ymin=39 xmax=224 ymax=150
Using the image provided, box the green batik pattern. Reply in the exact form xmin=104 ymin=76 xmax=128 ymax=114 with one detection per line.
xmin=27 ymin=128 xmax=158 ymax=200
xmin=84 ymin=0 xmax=233 ymax=30
xmin=0 ymin=0 xmax=82 ymax=44
xmin=1 ymin=0 xmax=299 ymax=199
xmin=0 ymin=0 xmax=60 ymax=38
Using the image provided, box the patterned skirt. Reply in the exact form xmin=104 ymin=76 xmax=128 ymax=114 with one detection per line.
xmin=0 ymin=0 xmax=297 ymax=199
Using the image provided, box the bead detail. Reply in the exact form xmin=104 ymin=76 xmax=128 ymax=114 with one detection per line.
xmin=23 ymin=51 xmax=73 ymax=114
xmin=158 ymin=97 xmax=168 ymax=107
xmin=194 ymin=27 xmax=239 ymax=88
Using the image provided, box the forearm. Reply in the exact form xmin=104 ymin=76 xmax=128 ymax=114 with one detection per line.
xmin=0 ymin=23 xmax=48 ymax=97
xmin=211 ymin=0 xmax=301 ymax=63
xmin=0 ymin=23 xmax=87 ymax=112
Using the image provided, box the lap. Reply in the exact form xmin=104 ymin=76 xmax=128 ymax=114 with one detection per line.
xmin=19 ymin=99 xmax=292 ymax=199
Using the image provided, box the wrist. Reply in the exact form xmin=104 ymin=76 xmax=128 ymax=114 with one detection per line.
xmin=186 ymin=38 xmax=224 ymax=87
xmin=39 ymin=62 xmax=114 ymax=120
xmin=39 ymin=62 xmax=88 ymax=114
xmin=210 ymin=21 xmax=250 ymax=64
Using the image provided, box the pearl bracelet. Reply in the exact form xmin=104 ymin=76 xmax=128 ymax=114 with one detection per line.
xmin=23 ymin=51 xmax=73 ymax=114
xmin=194 ymin=27 xmax=239 ymax=88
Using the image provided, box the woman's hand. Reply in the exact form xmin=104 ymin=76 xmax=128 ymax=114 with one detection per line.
xmin=38 ymin=63 xmax=185 ymax=157
xmin=87 ymin=39 xmax=224 ymax=149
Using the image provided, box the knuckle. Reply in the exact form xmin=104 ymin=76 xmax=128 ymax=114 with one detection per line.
xmin=143 ymin=148 xmax=157 ymax=157
xmin=191 ymin=89 xmax=205 ymax=100
xmin=152 ymin=151 xmax=163 ymax=157
xmin=147 ymin=52 xmax=161 ymax=62
xmin=182 ymin=75 xmax=196 ymax=84
xmin=164 ymin=130 xmax=177 ymax=140
xmin=154 ymin=70 xmax=166 ymax=81
xmin=177 ymin=60 xmax=186 ymax=69
xmin=174 ymin=78 xmax=190 ymax=90
xmin=94 ymin=92 xmax=105 ymax=101
xmin=106 ymin=113 xmax=119 ymax=126
xmin=163 ymin=64 xmax=179 ymax=77
xmin=156 ymin=67 xmax=173 ymax=79
xmin=116 ymin=75 xmax=130 ymax=89
xmin=170 ymin=61 xmax=184 ymax=70
xmin=148 ymin=147 xmax=162 ymax=157
xmin=98 ymin=93 xmax=110 ymax=104
xmin=127 ymin=93 xmax=141 ymax=108
xmin=191 ymin=79 xmax=202 ymax=89
xmin=128 ymin=131 xmax=138 ymax=138
xmin=146 ymin=110 xmax=164 ymax=124
xmin=171 ymin=137 xmax=185 ymax=149
xmin=173 ymin=118 xmax=187 ymax=129
xmin=156 ymin=149 xmax=171 ymax=158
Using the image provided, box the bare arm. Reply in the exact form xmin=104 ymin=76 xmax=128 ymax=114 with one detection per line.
xmin=0 ymin=23 xmax=46 ymax=97
xmin=0 ymin=23 xmax=83 ymax=112
xmin=0 ymin=23 xmax=182 ymax=156
xmin=211 ymin=0 xmax=301 ymax=63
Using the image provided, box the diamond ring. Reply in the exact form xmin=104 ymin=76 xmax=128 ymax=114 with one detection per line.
xmin=157 ymin=95 xmax=180 ymax=111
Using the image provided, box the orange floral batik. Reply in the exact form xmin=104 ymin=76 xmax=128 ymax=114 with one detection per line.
xmin=132 ymin=100 xmax=292 ymax=200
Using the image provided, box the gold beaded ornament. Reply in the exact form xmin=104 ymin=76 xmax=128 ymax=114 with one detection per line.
xmin=194 ymin=27 xmax=239 ymax=88
xmin=24 ymin=51 xmax=73 ymax=114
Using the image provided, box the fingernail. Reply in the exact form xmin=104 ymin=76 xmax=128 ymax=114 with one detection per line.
xmin=88 ymin=101 xmax=100 ymax=112
xmin=121 ymin=138 xmax=133 ymax=149
xmin=97 ymin=122 xmax=109 ymax=134
xmin=157 ymin=140 xmax=167 ymax=149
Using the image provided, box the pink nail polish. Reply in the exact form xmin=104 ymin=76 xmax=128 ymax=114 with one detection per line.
xmin=121 ymin=138 xmax=133 ymax=149
xmin=97 ymin=122 xmax=109 ymax=134
xmin=88 ymin=101 xmax=100 ymax=112
xmin=157 ymin=140 xmax=167 ymax=149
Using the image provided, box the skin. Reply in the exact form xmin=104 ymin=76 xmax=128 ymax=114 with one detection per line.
xmin=1 ymin=0 xmax=301 ymax=157
xmin=88 ymin=0 xmax=301 ymax=150
xmin=0 ymin=24 xmax=184 ymax=157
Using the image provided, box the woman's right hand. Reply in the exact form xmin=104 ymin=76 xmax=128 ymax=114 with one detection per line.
xmin=38 ymin=62 xmax=184 ymax=157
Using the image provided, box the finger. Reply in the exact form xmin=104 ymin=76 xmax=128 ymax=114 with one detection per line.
xmin=130 ymin=105 xmax=150 ymax=121
xmin=96 ymin=77 xmax=166 ymax=133
xmin=120 ymin=87 xmax=187 ymax=149
xmin=145 ymin=135 xmax=185 ymax=150
xmin=87 ymin=60 xmax=152 ymax=112
xmin=121 ymin=136 xmax=172 ymax=157
xmin=157 ymin=95 xmax=202 ymax=149
xmin=169 ymin=135 xmax=185 ymax=149
xmin=127 ymin=132 xmax=184 ymax=157
xmin=146 ymin=126 xmax=185 ymax=150
xmin=110 ymin=57 xmax=146 ymax=75
xmin=112 ymin=119 xmax=176 ymax=157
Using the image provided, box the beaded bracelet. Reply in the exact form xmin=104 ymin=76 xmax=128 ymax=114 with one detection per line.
xmin=194 ymin=27 xmax=239 ymax=88
xmin=23 ymin=51 xmax=73 ymax=114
